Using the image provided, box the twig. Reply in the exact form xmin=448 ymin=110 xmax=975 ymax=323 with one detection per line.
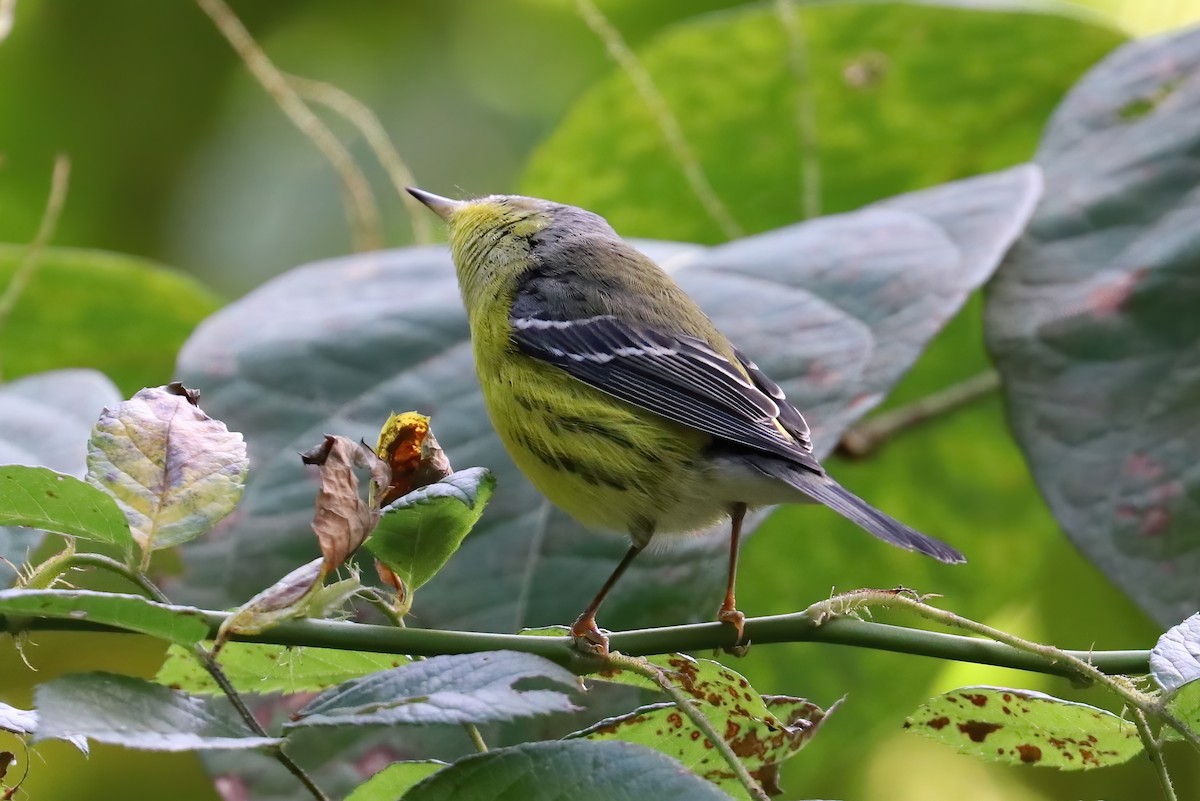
xmin=193 ymin=0 xmax=382 ymax=252
xmin=837 ymin=370 xmax=1001 ymax=458
xmin=6 ymin=598 xmax=1152 ymax=679
xmin=54 ymin=553 xmax=332 ymax=801
xmin=0 ymin=155 xmax=70 ymax=380
xmin=774 ymin=0 xmax=820 ymax=220
xmin=606 ymin=652 xmax=768 ymax=801
xmin=1133 ymin=705 xmax=1176 ymax=801
xmin=285 ymin=73 xmax=434 ymax=245
xmin=573 ymin=0 xmax=742 ymax=240
xmin=807 ymin=590 xmax=1200 ymax=749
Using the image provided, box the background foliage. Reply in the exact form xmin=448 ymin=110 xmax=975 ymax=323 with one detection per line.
xmin=3 ymin=1 xmax=1200 ymax=799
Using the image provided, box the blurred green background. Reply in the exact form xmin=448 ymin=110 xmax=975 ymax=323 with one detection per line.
xmin=3 ymin=1 xmax=1200 ymax=799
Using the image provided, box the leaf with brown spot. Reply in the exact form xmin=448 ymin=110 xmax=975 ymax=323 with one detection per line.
xmin=905 ymin=686 xmax=1141 ymax=770
xmin=300 ymin=435 xmax=389 ymax=572
xmin=572 ymin=662 xmax=838 ymax=798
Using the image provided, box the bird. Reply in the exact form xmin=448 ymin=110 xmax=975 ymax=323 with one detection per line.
xmin=408 ymin=187 xmax=965 ymax=654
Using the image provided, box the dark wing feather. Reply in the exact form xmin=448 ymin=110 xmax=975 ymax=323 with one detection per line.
xmin=510 ymin=313 xmax=823 ymax=474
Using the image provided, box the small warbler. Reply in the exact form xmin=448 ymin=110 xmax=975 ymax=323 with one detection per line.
xmin=409 ymin=188 xmax=965 ymax=653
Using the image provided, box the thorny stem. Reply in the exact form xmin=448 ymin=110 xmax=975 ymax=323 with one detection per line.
xmin=807 ymin=590 xmax=1200 ymax=750
xmin=837 ymin=371 xmax=1001 ymax=458
xmin=193 ymin=0 xmax=382 ymax=252
xmin=0 ymin=155 xmax=70 ymax=381
xmin=574 ymin=0 xmax=742 ymax=240
xmin=285 ymin=73 xmax=435 ymax=245
xmin=606 ymin=652 xmax=769 ymax=801
xmin=358 ymin=587 xmax=489 ymax=753
xmin=54 ymin=553 xmax=332 ymax=801
xmin=1133 ymin=705 xmax=1177 ymax=801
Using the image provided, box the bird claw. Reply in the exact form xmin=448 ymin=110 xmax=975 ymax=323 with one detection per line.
xmin=718 ymin=606 xmax=747 ymax=643
xmin=570 ymin=615 xmax=611 ymax=657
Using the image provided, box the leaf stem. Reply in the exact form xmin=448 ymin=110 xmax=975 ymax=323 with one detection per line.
xmin=573 ymin=0 xmax=742 ymax=239
xmin=837 ymin=370 xmax=1001 ymax=458
xmin=606 ymin=652 xmax=768 ymax=801
xmin=193 ymin=0 xmax=382 ymax=251
xmin=1133 ymin=705 xmax=1176 ymax=801
xmin=0 ymin=155 xmax=70 ymax=381
xmin=53 ymin=553 xmax=332 ymax=801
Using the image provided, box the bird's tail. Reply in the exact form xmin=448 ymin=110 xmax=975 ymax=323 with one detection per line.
xmin=783 ymin=472 xmax=965 ymax=564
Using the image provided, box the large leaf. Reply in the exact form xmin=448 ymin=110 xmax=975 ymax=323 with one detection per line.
xmin=985 ymin=26 xmax=1200 ymax=624
xmin=522 ymin=0 xmax=1120 ymax=242
xmin=287 ymin=650 xmax=579 ymax=729
xmin=174 ymin=166 xmax=1039 ymax=632
xmin=0 ymin=246 xmax=221 ymax=395
xmin=400 ymin=740 xmax=735 ymax=801
xmin=0 ymin=370 xmax=121 ymax=584
xmin=33 ymin=672 xmax=279 ymax=751
xmin=1151 ymin=612 xmax=1200 ymax=693
xmin=0 ymin=466 xmax=132 ymax=553
xmin=903 ymin=686 xmax=1142 ymax=770
xmin=0 ymin=589 xmax=209 ymax=646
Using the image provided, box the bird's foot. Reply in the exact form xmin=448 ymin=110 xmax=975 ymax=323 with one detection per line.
xmin=570 ymin=614 xmax=610 ymax=657
xmin=717 ymin=606 xmax=749 ymax=655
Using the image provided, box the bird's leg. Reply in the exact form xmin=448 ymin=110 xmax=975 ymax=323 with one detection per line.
xmin=717 ymin=503 xmax=748 ymax=644
xmin=571 ymin=542 xmax=645 ymax=656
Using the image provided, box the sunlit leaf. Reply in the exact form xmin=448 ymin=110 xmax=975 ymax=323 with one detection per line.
xmin=1150 ymin=612 xmax=1200 ymax=692
xmin=904 ymin=686 xmax=1141 ymax=769
xmin=155 ymin=641 xmax=411 ymax=696
xmin=400 ymin=740 xmax=735 ymax=801
xmin=86 ymin=384 xmax=247 ymax=563
xmin=986 ymin=26 xmax=1200 ymax=624
xmin=34 ymin=673 xmax=279 ymax=751
xmin=0 ymin=588 xmax=209 ymax=645
xmin=0 ymin=466 xmax=132 ymax=553
xmin=287 ymin=650 xmax=580 ymax=729
xmin=345 ymin=760 xmax=448 ymax=801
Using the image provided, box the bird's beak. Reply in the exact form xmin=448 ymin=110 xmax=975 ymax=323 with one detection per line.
xmin=406 ymin=187 xmax=463 ymax=222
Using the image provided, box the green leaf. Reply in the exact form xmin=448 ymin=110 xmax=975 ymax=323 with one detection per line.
xmin=1163 ymin=680 xmax=1200 ymax=741
xmin=0 ymin=465 xmax=132 ymax=553
xmin=400 ymin=740 xmax=735 ymax=800
xmin=0 ymin=246 xmax=221 ymax=395
xmin=574 ymin=694 xmax=838 ymax=800
xmin=286 ymin=650 xmax=580 ymax=729
xmin=86 ymin=385 xmax=248 ymax=561
xmin=0 ymin=370 xmax=121 ymax=586
xmin=0 ymin=588 xmax=209 ymax=645
xmin=33 ymin=672 xmax=279 ymax=751
xmin=522 ymin=1 xmax=1120 ymax=242
xmin=985 ymin=26 xmax=1200 ymax=624
xmin=581 ymin=654 xmax=834 ymax=798
xmin=365 ymin=468 xmax=495 ymax=593
xmin=155 ymin=641 xmax=411 ymax=696
xmin=1151 ymin=612 xmax=1200 ymax=692
xmin=346 ymin=761 xmax=448 ymax=801
xmin=175 ymin=166 xmax=1038 ymax=633
xmin=903 ymin=686 xmax=1142 ymax=769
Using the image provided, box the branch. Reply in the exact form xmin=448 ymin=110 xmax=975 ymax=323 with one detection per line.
xmin=193 ymin=0 xmax=382 ymax=252
xmin=3 ymin=605 xmax=1150 ymax=678
xmin=838 ymin=370 xmax=1001 ymax=458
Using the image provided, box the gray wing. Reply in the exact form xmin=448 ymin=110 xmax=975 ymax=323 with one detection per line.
xmin=509 ymin=312 xmax=823 ymax=474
